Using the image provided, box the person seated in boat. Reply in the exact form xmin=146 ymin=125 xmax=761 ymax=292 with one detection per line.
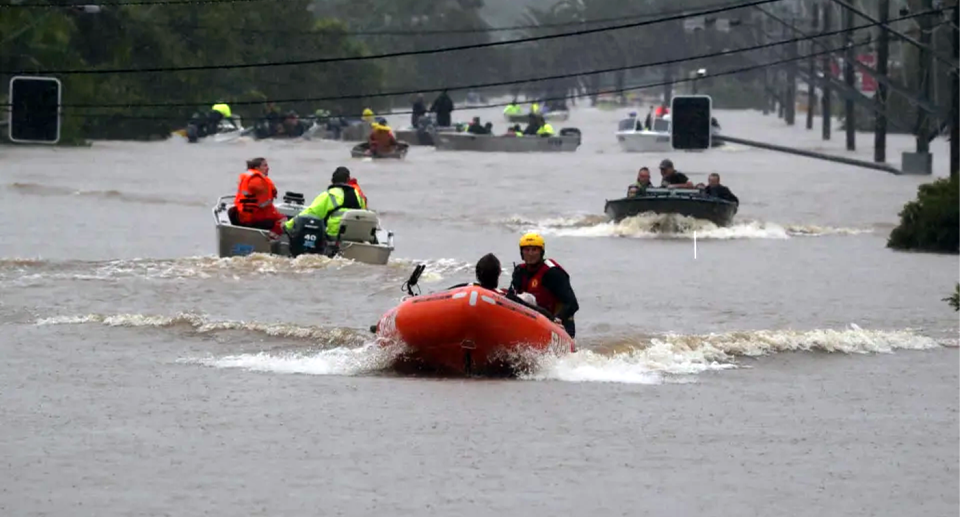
xmin=235 ymin=157 xmax=285 ymax=236
xmin=503 ymin=100 xmax=523 ymax=117
xmin=696 ymin=173 xmax=739 ymax=204
xmin=658 ymin=159 xmax=694 ymax=189
xmin=283 ymin=167 xmax=366 ymax=256
xmin=211 ymin=101 xmax=237 ymax=129
xmin=522 ymin=114 xmax=543 ymax=136
xmin=367 ymin=118 xmax=398 ymax=156
xmin=347 ymin=177 xmax=368 ymax=207
xmin=449 ymin=253 xmax=505 ymax=293
xmin=466 ymin=117 xmax=485 ymax=135
xmin=503 ymin=124 xmax=523 ymax=137
xmin=627 ymin=167 xmax=653 ymax=197
xmin=510 ymin=232 xmax=579 ymax=338
xmin=536 ymin=120 xmax=555 ymax=137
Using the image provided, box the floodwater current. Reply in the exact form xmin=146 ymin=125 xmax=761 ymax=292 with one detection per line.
xmin=1 ymin=105 xmax=957 ymax=516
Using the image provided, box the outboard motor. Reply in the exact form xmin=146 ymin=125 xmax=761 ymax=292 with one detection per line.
xmin=288 ymin=216 xmax=328 ymax=258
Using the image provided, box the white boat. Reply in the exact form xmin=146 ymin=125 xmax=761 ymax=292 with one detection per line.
xmin=616 ymin=114 xmax=724 ymax=153
xmin=183 ymin=116 xmax=248 ymax=144
xmin=615 ymin=115 xmax=672 ymax=153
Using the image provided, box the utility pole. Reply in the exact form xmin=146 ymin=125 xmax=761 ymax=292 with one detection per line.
xmin=806 ymin=3 xmax=819 ymax=130
xmin=821 ymin=2 xmax=832 ymax=141
xmin=843 ymin=4 xmax=855 ymax=151
xmin=760 ymin=14 xmax=770 ymax=115
xmin=786 ymin=25 xmax=797 ymax=125
xmin=874 ymin=0 xmax=890 ymax=163
xmin=916 ymin=0 xmax=933 ymax=155
xmin=952 ymin=4 xmax=958 ymax=179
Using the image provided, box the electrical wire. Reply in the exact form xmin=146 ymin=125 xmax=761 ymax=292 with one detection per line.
xmin=58 ymin=9 xmax=932 ymax=110
xmin=34 ymin=38 xmax=873 ymax=123
xmin=1 ymin=0 xmax=784 ymax=75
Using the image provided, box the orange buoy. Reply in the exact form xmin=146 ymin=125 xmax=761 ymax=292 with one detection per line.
xmin=376 ymin=285 xmax=575 ymax=376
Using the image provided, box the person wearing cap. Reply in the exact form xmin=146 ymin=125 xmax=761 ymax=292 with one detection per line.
xmin=367 ymin=117 xmax=398 ymax=156
xmin=658 ymin=159 xmax=694 ymax=188
xmin=283 ymin=167 xmax=367 ymax=254
xmin=509 ymin=232 xmax=579 ymax=338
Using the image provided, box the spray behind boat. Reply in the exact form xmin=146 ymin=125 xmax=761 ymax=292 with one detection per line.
xmin=369 ymin=263 xmax=426 ymax=333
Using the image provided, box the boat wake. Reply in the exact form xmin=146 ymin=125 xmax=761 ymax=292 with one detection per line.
xmin=504 ymin=214 xmax=873 ymax=240
xmin=6 ymin=182 xmax=206 ymax=207
xmin=36 ymin=313 xmax=952 ymax=384
xmin=0 ymin=255 xmax=472 ymax=284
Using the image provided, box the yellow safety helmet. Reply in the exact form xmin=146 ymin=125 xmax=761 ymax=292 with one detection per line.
xmin=362 ymin=108 xmax=374 ymax=116
xmin=519 ymin=232 xmax=545 ymax=250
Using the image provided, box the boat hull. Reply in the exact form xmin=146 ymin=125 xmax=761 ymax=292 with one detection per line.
xmin=376 ymin=286 xmax=575 ymax=376
xmin=212 ymin=195 xmax=395 ymax=265
xmin=434 ymin=132 xmax=580 ymax=153
xmin=604 ymin=190 xmax=738 ymax=227
xmin=616 ymin=131 xmax=672 ymax=153
xmin=350 ymin=142 xmax=409 ymax=159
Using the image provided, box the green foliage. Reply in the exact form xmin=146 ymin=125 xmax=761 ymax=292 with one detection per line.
xmin=2 ymin=2 xmax=384 ymax=140
xmin=887 ymin=176 xmax=960 ymax=254
xmin=945 ymin=283 xmax=959 ymax=312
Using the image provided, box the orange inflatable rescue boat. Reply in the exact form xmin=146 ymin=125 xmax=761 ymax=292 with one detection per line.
xmin=374 ymin=266 xmax=575 ymax=376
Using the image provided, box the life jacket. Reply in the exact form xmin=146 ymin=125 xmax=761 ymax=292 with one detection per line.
xmin=519 ymin=259 xmax=565 ymax=316
xmin=234 ymin=169 xmax=278 ymax=225
xmin=347 ymin=179 xmax=368 ymax=206
xmin=537 ymin=123 xmax=555 ymax=136
xmin=323 ymin=183 xmax=365 ymax=238
xmin=369 ymin=127 xmax=395 ymax=151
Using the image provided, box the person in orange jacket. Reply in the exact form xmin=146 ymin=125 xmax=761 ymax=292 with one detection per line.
xmin=234 ymin=157 xmax=285 ymax=235
xmin=368 ymin=117 xmax=398 ymax=156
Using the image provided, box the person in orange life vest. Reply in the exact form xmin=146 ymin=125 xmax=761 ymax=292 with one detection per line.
xmin=368 ymin=117 xmax=397 ymax=156
xmin=509 ymin=232 xmax=579 ymax=338
xmin=347 ymin=177 xmax=368 ymax=207
xmin=235 ymin=157 xmax=284 ymax=235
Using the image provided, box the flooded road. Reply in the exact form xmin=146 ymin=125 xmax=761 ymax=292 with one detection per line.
xmin=2 ymin=105 xmax=957 ymax=516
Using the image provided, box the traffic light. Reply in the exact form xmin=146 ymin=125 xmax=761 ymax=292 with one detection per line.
xmin=670 ymin=95 xmax=711 ymax=150
xmin=8 ymin=76 xmax=62 ymax=144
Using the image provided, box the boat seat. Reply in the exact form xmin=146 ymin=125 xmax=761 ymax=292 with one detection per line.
xmin=338 ymin=210 xmax=379 ymax=243
xmin=227 ymin=206 xmax=240 ymax=226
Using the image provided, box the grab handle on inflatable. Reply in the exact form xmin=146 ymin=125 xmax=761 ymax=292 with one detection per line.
xmin=403 ymin=264 xmax=426 ymax=296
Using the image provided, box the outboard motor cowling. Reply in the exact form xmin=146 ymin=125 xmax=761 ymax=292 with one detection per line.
xmin=288 ymin=216 xmax=328 ymax=257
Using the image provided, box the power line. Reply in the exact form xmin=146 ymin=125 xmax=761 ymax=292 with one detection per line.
xmin=3 ymin=0 xmax=274 ymax=7
xmin=61 ymin=9 xmax=930 ymax=110
xmin=39 ymin=38 xmax=873 ymax=123
xmin=2 ymin=0 xmax=784 ymax=75
xmin=145 ymin=0 xmax=753 ymax=37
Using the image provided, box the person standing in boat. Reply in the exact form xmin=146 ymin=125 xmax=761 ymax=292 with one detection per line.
xmin=235 ymin=157 xmax=285 ymax=237
xmin=510 ymin=233 xmax=579 ymax=338
xmin=411 ymin=94 xmax=427 ymax=128
xmin=283 ymin=167 xmax=366 ymax=255
xmin=658 ymin=159 xmax=694 ymax=189
xmin=430 ymin=90 xmax=455 ymax=127
xmin=697 ymin=173 xmax=739 ymax=204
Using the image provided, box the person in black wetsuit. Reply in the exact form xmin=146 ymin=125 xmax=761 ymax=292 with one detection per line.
xmin=697 ymin=173 xmax=739 ymax=204
xmin=430 ymin=90 xmax=454 ymax=127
